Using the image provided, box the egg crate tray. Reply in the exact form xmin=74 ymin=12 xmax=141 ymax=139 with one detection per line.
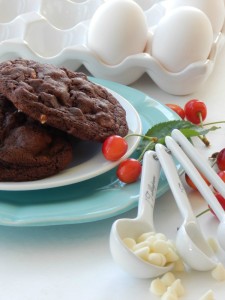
xmin=0 ymin=0 xmax=224 ymax=95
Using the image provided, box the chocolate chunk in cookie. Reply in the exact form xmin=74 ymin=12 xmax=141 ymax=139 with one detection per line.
xmin=0 ymin=59 xmax=128 ymax=142
xmin=0 ymin=94 xmax=73 ymax=181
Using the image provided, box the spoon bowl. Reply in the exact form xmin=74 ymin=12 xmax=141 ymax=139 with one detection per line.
xmin=110 ymin=218 xmax=174 ymax=278
xmin=155 ymin=143 xmax=218 ymax=271
xmin=176 ymin=222 xmax=217 ymax=271
xmin=110 ymin=150 xmax=174 ymax=278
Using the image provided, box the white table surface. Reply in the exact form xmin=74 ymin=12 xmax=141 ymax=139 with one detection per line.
xmin=1 ymin=49 xmax=225 ymax=300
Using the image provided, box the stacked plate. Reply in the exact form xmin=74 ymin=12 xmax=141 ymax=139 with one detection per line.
xmin=0 ymin=78 xmax=181 ymax=226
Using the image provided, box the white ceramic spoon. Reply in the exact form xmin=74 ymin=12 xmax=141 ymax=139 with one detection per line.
xmin=155 ymin=143 xmax=218 ymax=271
xmin=171 ymin=129 xmax=225 ymax=251
xmin=110 ymin=150 xmax=174 ymax=278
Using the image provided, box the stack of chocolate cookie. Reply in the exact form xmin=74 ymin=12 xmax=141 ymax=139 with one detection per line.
xmin=0 ymin=59 xmax=128 ymax=182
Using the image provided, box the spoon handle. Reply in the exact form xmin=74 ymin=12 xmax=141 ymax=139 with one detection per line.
xmin=165 ymin=134 xmax=225 ymax=222
xmin=137 ymin=150 xmax=161 ymax=228
xmin=171 ymin=129 xmax=225 ymax=221
xmin=155 ymin=143 xmax=195 ymax=222
xmin=172 ymin=129 xmax=225 ymax=197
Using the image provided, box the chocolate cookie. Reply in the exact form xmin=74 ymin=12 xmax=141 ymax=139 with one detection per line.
xmin=0 ymin=59 xmax=128 ymax=142
xmin=0 ymin=94 xmax=73 ymax=181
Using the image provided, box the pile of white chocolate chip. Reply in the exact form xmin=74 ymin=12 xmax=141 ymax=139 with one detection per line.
xmin=123 ymin=231 xmax=225 ymax=300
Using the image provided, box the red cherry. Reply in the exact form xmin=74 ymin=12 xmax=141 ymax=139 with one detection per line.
xmin=217 ymin=170 xmax=225 ymax=182
xmin=217 ymin=148 xmax=225 ymax=171
xmin=213 ymin=170 xmax=225 ymax=192
xmin=184 ymin=99 xmax=207 ymax=124
xmin=166 ymin=104 xmax=185 ymax=119
xmin=185 ymin=172 xmax=210 ymax=191
xmin=209 ymin=192 xmax=225 ymax=217
xmin=116 ymin=158 xmax=142 ymax=183
xmin=102 ymin=135 xmax=128 ymax=161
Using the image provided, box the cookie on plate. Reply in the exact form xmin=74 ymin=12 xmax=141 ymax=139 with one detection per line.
xmin=0 ymin=94 xmax=73 ymax=182
xmin=0 ymin=59 xmax=128 ymax=142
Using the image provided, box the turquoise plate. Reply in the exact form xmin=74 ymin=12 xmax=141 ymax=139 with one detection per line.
xmin=0 ymin=78 xmax=180 ymax=226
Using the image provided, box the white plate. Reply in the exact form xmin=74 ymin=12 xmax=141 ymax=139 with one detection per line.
xmin=0 ymin=87 xmax=142 ymax=191
xmin=0 ymin=79 xmax=182 ymax=226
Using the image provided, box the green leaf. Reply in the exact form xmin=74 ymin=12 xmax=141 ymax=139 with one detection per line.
xmin=136 ymin=120 xmax=221 ymax=160
xmin=180 ymin=125 xmax=219 ymax=138
xmin=145 ymin=120 xmax=219 ymax=140
xmin=137 ymin=120 xmax=220 ymax=151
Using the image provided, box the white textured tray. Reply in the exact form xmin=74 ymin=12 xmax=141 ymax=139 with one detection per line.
xmin=0 ymin=0 xmax=224 ymax=95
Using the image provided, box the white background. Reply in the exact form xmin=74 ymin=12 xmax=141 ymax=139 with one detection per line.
xmin=1 ymin=48 xmax=225 ymax=300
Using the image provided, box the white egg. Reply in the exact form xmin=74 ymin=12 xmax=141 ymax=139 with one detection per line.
xmin=167 ymin=0 xmax=225 ymax=35
xmin=151 ymin=7 xmax=213 ymax=73
xmin=87 ymin=0 xmax=148 ymax=65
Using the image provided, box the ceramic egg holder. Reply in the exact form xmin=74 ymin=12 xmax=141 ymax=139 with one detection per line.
xmin=0 ymin=0 xmax=224 ymax=95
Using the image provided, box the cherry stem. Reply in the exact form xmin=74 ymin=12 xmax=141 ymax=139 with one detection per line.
xmin=196 ymin=208 xmax=210 ymax=218
xmin=138 ymin=140 xmax=156 ymax=161
xmin=125 ymin=133 xmax=158 ymax=161
xmin=209 ymin=152 xmax=218 ymax=168
xmin=208 ymin=155 xmax=218 ymax=168
xmin=197 ymin=112 xmax=210 ymax=146
xmin=124 ymin=133 xmax=157 ymax=141
xmin=203 ymin=121 xmax=225 ymax=126
xmin=198 ymin=135 xmax=210 ymax=146
xmin=198 ymin=111 xmax=203 ymax=127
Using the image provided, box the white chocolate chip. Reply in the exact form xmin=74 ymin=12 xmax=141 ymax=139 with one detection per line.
xmin=207 ymin=238 xmax=219 ymax=253
xmin=133 ymin=241 xmax=151 ymax=251
xmin=40 ymin=114 xmax=47 ymax=124
xmin=173 ymin=259 xmax=186 ymax=272
xmin=161 ymin=288 xmax=178 ymax=300
xmin=152 ymin=240 xmax=170 ymax=255
xmin=123 ymin=237 xmax=136 ymax=249
xmin=155 ymin=233 xmax=167 ymax=241
xmin=147 ymin=252 xmax=167 ymax=266
xmin=161 ymin=272 xmax=176 ymax=287
xmin=211 ymin=263 xmax=225 ymax=281
xmin=146 ymin=235 xmax=157 ymax=246
xmin=199 ymin=289 xmax=215 ymax=300
xmin=133 ymin=246 xmax=149 ymax=261
xmin=170 ymin=279 xmax=185 ymax=297
xmin=149 ymin=272 xmax=185 ymax=300
xmin=137 ymin=232 xmax=155 ymax=243
xmin=124 ymin=231 xmax=182 ymax=270
xmin=150 ymin=278 xmax=167 ymax=296
xmin=165 ymin=247 xmax=180 ymax=263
